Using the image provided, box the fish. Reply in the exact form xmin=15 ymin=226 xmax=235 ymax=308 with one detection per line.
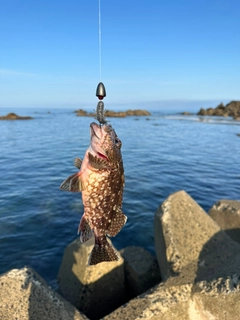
xmin=60 ymin=122 xmax=127 ymax=265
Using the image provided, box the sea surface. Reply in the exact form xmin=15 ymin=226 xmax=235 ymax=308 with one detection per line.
xmin=0 ymin=107 xmax=240 ymax=288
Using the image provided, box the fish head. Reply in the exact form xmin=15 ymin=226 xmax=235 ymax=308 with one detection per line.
xmin=90 ymin=122 xmax=122 ymax=166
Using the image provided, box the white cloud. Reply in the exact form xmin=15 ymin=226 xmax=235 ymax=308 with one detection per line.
xmin=0 ymin=69 xmax=36 ymax=77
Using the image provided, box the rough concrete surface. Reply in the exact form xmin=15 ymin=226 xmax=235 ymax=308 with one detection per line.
xmin=154 ymin=190 xmax=222 ymax=280
xmin=120 ymin=246 xmax=161 ymax=298
xmin=57 ymin=237 xmax=125 ymax=319
xmin=104 ymin=191 xmax=240 ymax=320
xmin=209 ymin=199 xmax=240 ymax=244
xmin=0 ymin=266 xmax=88 ymax=320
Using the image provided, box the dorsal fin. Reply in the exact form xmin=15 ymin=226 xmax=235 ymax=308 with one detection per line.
xmin=74 ymin=157 xmax=82 ymax=169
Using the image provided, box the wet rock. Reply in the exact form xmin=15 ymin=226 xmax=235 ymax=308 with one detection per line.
xmin=0 ymin=266 xmax=88 ymax=320
xmin=209 ymin=200 xmax=240 ymax=244
xmin=57 ymin=237 xmax=125 ymax=319
xmin=120 ymin=246 xmax=161 ymax=299
xmin=0 ymin=112 xmax=33 ymax=120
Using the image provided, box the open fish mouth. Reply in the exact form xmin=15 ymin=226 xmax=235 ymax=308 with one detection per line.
xmin=90 ymin=123 xmax=109 ymax=161
xmin=90 ymin=123 xmax=100 ymax=139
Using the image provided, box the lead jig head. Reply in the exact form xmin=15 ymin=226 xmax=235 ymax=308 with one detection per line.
xmin=96 ymin=82 xmax=106 ymax=100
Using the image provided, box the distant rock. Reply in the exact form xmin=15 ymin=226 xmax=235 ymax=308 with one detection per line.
xmin=75 ymin=109 xmax=88 ymax=116
xmin=180 ymin=112 xmax=194 ymax=115
xmin=197 ymin=101 xmax=240 ymax=118
xmin=0 ymin=112 xmax=33 ymax=120
xmin=125 ymin=109 xmax=151 ymax=116
xmin=75 ymin=109 xmax=151 ymax=118
xmin=104 ymin=110 xmax=127 ymax=118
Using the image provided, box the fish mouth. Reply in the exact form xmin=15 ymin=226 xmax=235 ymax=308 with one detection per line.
xmin=90 ymin=123 xmax=100 ymax=139
xmin=90 ymin=123 xmax=109 ymax=161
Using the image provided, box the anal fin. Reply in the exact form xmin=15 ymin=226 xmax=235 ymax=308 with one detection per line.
xmin=107 ymin=208 xmax=127 ymax=237
xmin=78 ymin=216 xmax=93 ymax=243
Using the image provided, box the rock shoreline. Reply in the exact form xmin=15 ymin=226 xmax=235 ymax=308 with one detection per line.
xmin=197 ymin=100 xmax=240 ymax=119
xmin=1 ymin=191 xmax=240 ymax=319
xmin=75 ymin=109 xmax=151 ymax=118
xmin=0 ymin=112 xmax=33 ymax=120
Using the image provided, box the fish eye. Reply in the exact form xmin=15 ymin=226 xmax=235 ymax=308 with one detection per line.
xmin=115 ymin=138 xmax=121 ymax=148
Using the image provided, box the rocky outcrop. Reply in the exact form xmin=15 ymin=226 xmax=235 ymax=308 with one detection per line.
xmin=57 ymin=237 xmax=125 ymax=319
xmin=0 ymin=267 xmax=88 ymax=320
xmin=0 ymin=112 xmax=33 ymax=120
xmin=197 ymin=100 xmax=240 ymax=119
xmin=180 ymin=112 xmax=194 ymax=115
xmin=75 ymin=109 xmax=151 ymax=117
xmin=105 ymin=191 xmax=240 ymax=319
xmin=209 ymin=200 xmax=240 ymax=244
xmin=120 ymin=246 xmax=161 ymax=299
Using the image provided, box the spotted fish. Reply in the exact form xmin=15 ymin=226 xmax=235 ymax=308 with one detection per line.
xmin=60 ymin=122 xmax=127 ymax=265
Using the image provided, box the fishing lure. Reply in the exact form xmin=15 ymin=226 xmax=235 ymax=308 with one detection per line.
xmin=96 ymin=101 xmax=107 ymax=125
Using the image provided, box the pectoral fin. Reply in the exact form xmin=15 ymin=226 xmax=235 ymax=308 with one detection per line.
xmin=74 ymin=157 xmax=82 ymax=169
xmin=60 ymin=172 xmax=85 ymax=192
xmin=88 ymin=152 xmax=111 ymax=170
xmin=107 ymin=208 xmax=127 ymax=237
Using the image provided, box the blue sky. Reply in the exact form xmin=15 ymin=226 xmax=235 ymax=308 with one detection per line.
xmin=0 ymin=0 xmax=239 ymax=110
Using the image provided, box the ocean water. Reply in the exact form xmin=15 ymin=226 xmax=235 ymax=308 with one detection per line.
xmin=0 ymin=107 xmax=240 ymax=288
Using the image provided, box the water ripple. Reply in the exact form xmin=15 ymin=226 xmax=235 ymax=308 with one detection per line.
xmin=0 ymin=109 xmax=239 ymax=284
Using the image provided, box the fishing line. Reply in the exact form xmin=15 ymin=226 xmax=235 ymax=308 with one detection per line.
xmin=95 ymin=0 xmax=106 ymax=125
xmin=98 ymin=0 xmax=102 ymax=81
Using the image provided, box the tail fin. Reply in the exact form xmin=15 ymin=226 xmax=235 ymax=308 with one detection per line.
xmin=88 ymin=237 xmax=120 ymax=265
